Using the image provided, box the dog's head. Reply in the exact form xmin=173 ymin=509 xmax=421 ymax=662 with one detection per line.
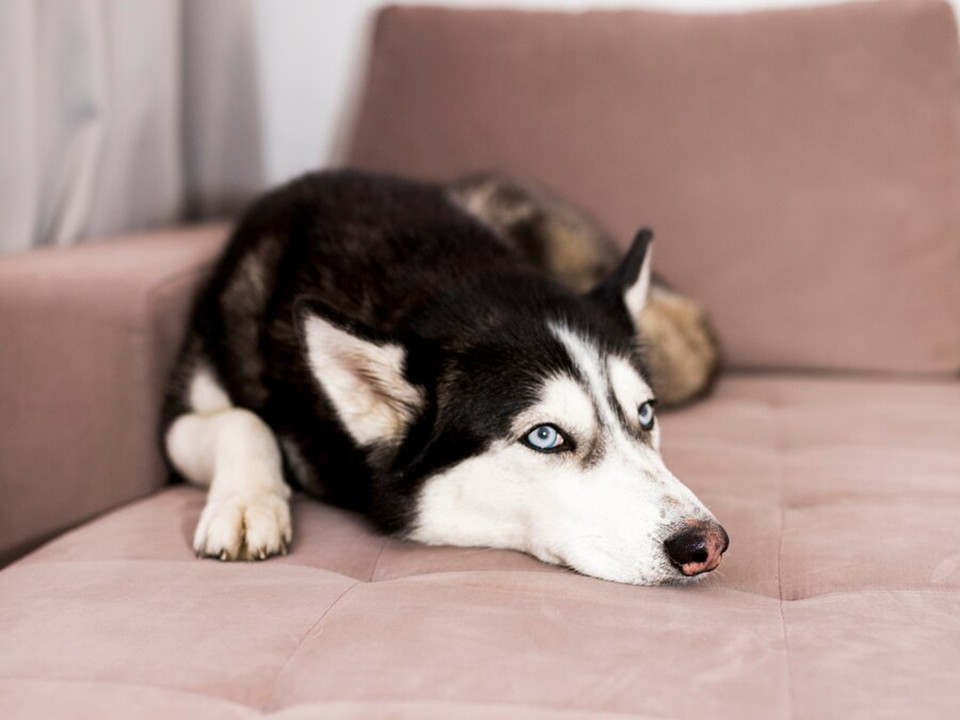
xmin=296 ymin=230 xmax=727 ymax=585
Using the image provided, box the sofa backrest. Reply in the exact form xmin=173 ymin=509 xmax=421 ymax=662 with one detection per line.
xmin=347 ymin=0 xmax=960 ymax=375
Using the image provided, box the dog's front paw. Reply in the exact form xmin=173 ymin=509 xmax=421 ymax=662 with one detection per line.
xmin=194 ymin=491 xmax=292 ymax=561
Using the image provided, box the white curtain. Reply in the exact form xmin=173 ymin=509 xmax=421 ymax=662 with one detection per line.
xmin=0 ymin=0 xmax=263 ymax=254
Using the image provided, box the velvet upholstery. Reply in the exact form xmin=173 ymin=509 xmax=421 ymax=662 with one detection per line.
xmin=349 ymin=0 xmax=960 ymax=373
xmin=2 ymin=1 xmax=960 ymax=717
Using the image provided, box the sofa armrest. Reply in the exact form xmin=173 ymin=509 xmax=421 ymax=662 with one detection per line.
xmin=0 ymin=223 xmax=229 ymax=565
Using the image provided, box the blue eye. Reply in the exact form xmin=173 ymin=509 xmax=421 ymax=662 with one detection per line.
xmin=638 ymin=401 xmax=657 ymax=431
xmin=523 ymin=424 xmax=567 ymax=453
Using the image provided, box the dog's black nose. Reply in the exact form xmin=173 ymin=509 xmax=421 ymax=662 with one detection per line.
xmin=664 ymin=522 xmax=729 ymax=577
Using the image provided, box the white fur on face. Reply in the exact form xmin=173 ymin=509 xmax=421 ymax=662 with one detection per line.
xmin=608 ymin=356 xmax=661 ymax=451
xmin=410 ymin=323 xmax=717 ymax=585
xmin=302 ymin=315 xmax=424 ymax=447
xmin=512 ymin=376 xmax=598 ymax=444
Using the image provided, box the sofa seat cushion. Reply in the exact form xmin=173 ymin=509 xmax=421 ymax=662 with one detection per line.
xmin=2 ymin=373 xmax=959 ymax=719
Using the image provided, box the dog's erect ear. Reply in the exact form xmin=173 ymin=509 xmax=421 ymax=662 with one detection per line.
xmin=588 ymin=228 xmax=653 ymax=324
xmin=295 ymin=298 xmax=425 ymax=448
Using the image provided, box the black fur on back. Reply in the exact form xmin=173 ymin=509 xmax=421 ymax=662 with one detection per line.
xmin=162 ymin=170 xmax=648 ymax=533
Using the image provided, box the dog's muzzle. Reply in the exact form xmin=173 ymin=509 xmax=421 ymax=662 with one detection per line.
xmin=664 ymin=521 xmax=729 ymax=577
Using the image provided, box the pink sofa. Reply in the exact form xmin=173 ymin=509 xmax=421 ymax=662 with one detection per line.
xmin=2 ymin=1 xmax=960 ymax=717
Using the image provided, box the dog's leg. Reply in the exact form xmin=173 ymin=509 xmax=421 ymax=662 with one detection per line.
xmin=165 ymin=370 xmax=292 ymax=560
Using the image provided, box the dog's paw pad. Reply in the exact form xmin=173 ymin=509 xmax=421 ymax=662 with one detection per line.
xmin=193 ymin=493 xmax=292 ymax=561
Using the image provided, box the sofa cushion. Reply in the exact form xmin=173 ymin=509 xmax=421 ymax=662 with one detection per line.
xmin=2 ymin=373 xmax=959 ymax=718
xmin=348 ymin=0 xmax=960 ymax=375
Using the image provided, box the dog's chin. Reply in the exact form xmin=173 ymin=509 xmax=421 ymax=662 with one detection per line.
xmin=638 ymin=566 xmax=712 ymax=587
xmin=562 ymin=557 xmax=712 ymax=587
xmin=661 ymin=569 xmax=714 ymax=587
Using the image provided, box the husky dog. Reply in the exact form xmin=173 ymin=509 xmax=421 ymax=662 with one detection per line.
xmin=162 ymin=170 xmax=727 ymax=585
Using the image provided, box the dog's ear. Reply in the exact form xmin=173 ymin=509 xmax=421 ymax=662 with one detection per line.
xmin=588 ymin=228 xmax=653 ymax=325
xmin=295 ymin=298 xmax=425 ymax=448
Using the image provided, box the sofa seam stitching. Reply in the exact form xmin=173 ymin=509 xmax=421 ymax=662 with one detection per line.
xmin=260 ymin=581 xmax=360 ymax=712
xmin=0 ymin=675 xmax=262 ymax=712
xmin=368 ymin=537 xmax=389 ymax=582
xmin=0 ymin=676 xmax=685 ymax=718
xmin=775 ymin=387 xmax=797 ymax=720
xmin=777 ymin=506 xmax=796 ymax=720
